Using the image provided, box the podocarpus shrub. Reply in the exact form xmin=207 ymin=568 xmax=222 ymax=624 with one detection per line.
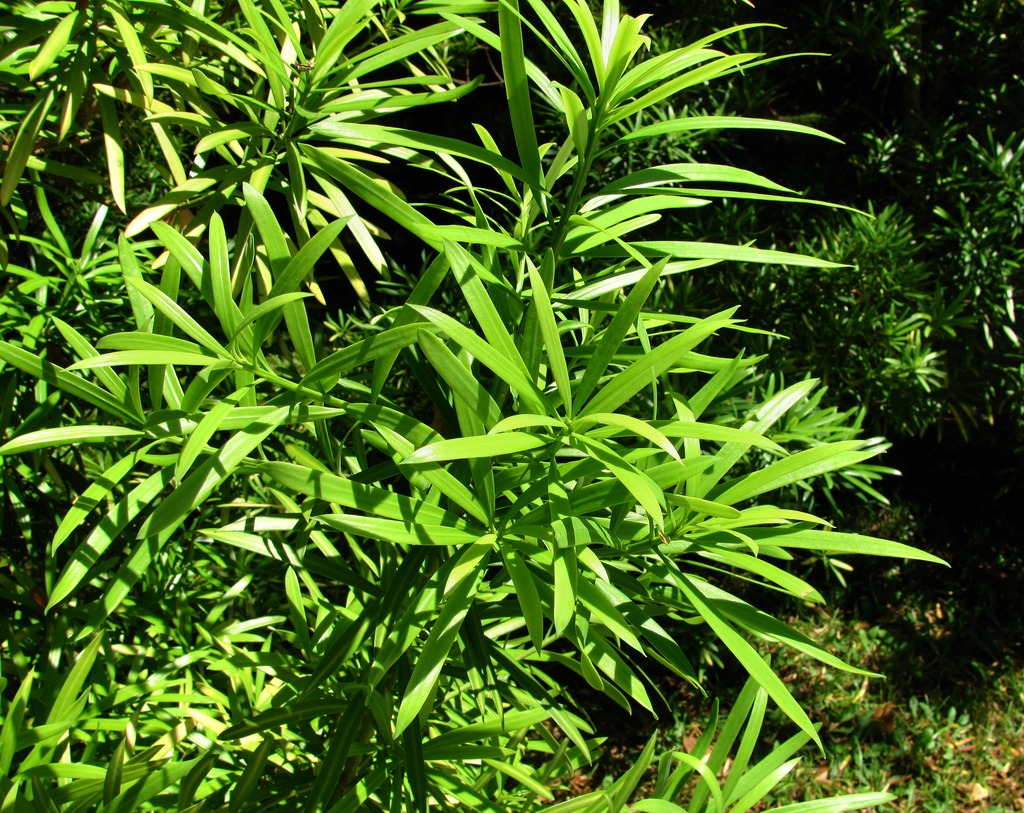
xmin=0 ymin=1 xmax=942 ymax=810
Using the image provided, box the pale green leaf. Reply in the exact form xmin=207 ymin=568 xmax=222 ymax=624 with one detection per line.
xmin=28 ymin=11 xmax=80 ymax=80
xmin=712 ymin=442 xmax=879 ymax=506
xmin=0 ymin=426 xmax=142 ymax=455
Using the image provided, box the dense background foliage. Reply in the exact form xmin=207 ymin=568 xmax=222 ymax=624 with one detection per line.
xmin=627 ymin=0 xmax=1024 ymax=445
xmin=4 ymin=0 xmax=1018 ymax=810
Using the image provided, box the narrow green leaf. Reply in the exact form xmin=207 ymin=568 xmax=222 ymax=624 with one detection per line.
xmin=620 ymin=115 xmax=843 ymax=145
xmin=0 ymin=670 xmax=34 ymax=774
xmin=563 ymin=0 xmax=605 ymax=85
xmin=444 ymin=534 xmax=496 ymax=594
xmin=600 ymin=0 xmax=621 ymax=71
xmin=576 ymin=412 xmax=680 ymax=459
xmin=105 ymin=758 xmax=201 ymax=813
xmin=573 ymin=623 xmax=652 ymax=711
xmin=673 ymin=570 xmax=821 ymax=749
xmin=582 ymin=310 xmax=737 ymax=416
xmin=558 ymin=83 xmax=589 ymax=152
xmin=107 ymin=1 xmax=151 ymax=95
xmin=56 ymin=46 xmax=89 ymax=141
xmin=123 ymin=277 xmax=231 ymax=358
xmin=489 ymin=414 xmax=564 ymax=434
xmin=594 ymin=578 xmax=699 ymax=686
xmin=243 ymin=182 xmax=290 ymax=275
xmin=51 ymin=317 xmax=128 ymax=401
xmin=1 ymin=89 xmax=55 ymax=206
xmin=596 ymin=162 xmax=792 ymax=196
xmin=394 ymin=555 xmax=486 ymax=736
xmin=306 ymin=122 xmax=533 ymax=192
xmin=610 ymin=52 xmax=759 ymax=124
xmin=697 ymin=380 xmax=818 ymax=494
xmin=703 ymin=583 xmax=875 ymax=674
xmin=655 ymin=421 xmax=782 ymax=452
xmin=768 ymin=793 xmax=895 ymax=813
xmin=259 ymin=461 xmax=469 ymax=528
xmin=97 ymin=96 xmax=126 ymax=213
xmin=446 ymin=240 xmax=531 ymax=381
xmin=228 ymin=735 xmax=276 ymax=810
xmin=405 ymin=433 xmax=548 ymax=465
xmin=317 ymin=514 xmax=480 ymax=547
xmin=45 ymin=634 xmax=103 ymax=724
xmin=575 ymin=577 xmax=643 ymax=653
xmin=602 ymin=7 xmax=645 ymax=98
xmin=503 ymin=549 xmax=545 ymax=651
xmin=118 ymin=237 xmax=155 ymax=332
xmin=0 ymin=426 xmax=142 ymax=455
xmin=310 ymin=0 xmax=377 ymax=82
xmin=50 ymin=445 xmax=150 ymax=556
xmin=48 ymin=466 xmax=174 ymax=610
xmin=177 ymin=752 xmax=218 ymax=811
xmin=498 ymin=0 xmax=542 ymax=184
xmin=412 ymin=306 xmax=549 ymax=414
xmin=667 ymin=493 xmax=742 ymax=519
xmin=71 ymin=350 xmax=229 ymax=368
xmin=572 ymin=194 xmax=704 ymax=232
xmin=527 ymin=261 xmax=573 ymax=414
xmin=133 ymin=61 xmax=199 ymax=85
xmin=267 ymin=219 xmax=347 ymax=299
xmin=176 ymin=388 xmax=249 ymax=480
xmin=285 ymin=140 xmax=308 ymax=220
xmin=377 ymin=424 xmax=491 ymax=525
xmin=232 ymin=292 xmax=311 ymax=349
xmin=588 ymin=240 xmax=843 ymax=269
xmin=206 ymin=213 xmax=239 ymax=335
xmin=98 ymin=332 xmax=208 ymax=354
xmin=422 ymin=709 xmax=549 ymax=754
xmin=574 ymin=260 xmax=665 ymax=409
xmin=705 ymin=526 xmax=947 ymax=564
xmin=0 ymin=341 xmax=139 ymax=423
xmin=511 ymin=0 xmax=592 ymax=100
xmin=125 ymin=174 xmax=217 ymax=238
xmin=552 ymin=544 xmax=578 ymax=635
xmin=572 ymin=434 xmax=664 ymax=529
xmin=418 ymin=331 xmax=503 ymax=430
xmin=712 ymin=442 xmax=879 ymax=506
xmin=345 ymin=21 xmax=463 ymax=83
xmin=632 ymin=799 xmax=687 ymax=812
xmin=29 ymin=12 xmax=80 ymax=80
xmin=304 ymin=700 xmax=367 ymax=813
xmin=284 ymin=295 xmax=317 ymax=372
xmin=483 ymin=758 xmax=554 ymax=801
xmin=297 ymin=616 xmax=372 ymax=702
xmin=300 ymin=146 xmax=439 ymax=248
xmin=301 ymin=322 xmax=434 ymax=388
xmin=103 ymin=739 xmax=126 ymax=805
xmin=138 ymin=407 xmax=289 ymax=538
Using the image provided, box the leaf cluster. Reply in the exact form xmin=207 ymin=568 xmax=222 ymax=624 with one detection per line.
xmin=0 ymin=1 xmax=943 ymax=810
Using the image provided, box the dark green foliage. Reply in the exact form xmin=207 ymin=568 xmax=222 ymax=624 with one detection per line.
xmin=614 ymin=0 xmax=1023 ymax=441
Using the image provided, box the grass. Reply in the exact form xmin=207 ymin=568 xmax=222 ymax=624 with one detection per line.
xmin=752 ymin=597 xmax=1024 ymax=812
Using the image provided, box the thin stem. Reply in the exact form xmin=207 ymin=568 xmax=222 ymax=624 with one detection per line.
xmin=548 ymin=97 xmax=608 ymax=267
